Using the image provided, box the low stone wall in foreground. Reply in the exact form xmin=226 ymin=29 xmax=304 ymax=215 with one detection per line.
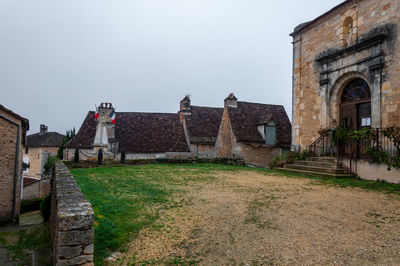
xmin=51 ymin=161 xmax=94 ymax=266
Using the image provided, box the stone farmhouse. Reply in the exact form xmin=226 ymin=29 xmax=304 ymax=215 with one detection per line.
xmin=23 ymin=124 xmax=64 ymax=199
xmin=0 ymin=104 xmax=29 ymax=224
xmin=290 ymin=0 xmax=400 ymax=181
xmin=66 ymin=94 xmax=291 ymax=167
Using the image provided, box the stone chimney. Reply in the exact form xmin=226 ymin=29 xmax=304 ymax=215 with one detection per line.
xmin=179 ymin=95 xmax=191 ymax=122
xmin=93 ymin=103 xmax=116 ymax=150
xmin=39 ymin=124 xmax=48 ymax=135
xmin=224 ymin=93 xmax=237 ymax=108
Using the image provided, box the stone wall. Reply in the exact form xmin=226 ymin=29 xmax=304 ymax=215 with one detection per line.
xmin=292 ymin=0 xmax=400 ymax=148
xmin=356 ymin=159 xmax=400 ymax=183
xmin=51 ymin=161 xmax=94 ymax=266
xmin=22 ymin=181 xmax=40 ymax=200
xmin=65 ymin=148 xmax=192 ymax=161
xmin=190 ymin=144 xmax=215 ymax=158
xmin=235 ymin=143 xmax=284 ymax=168
xmin=0 ymin=108 xmax=24 ymax=224
xmin=215 ymin=108 xmax=236 ymax=157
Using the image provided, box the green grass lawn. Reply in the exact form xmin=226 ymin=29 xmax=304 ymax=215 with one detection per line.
xmin=71 ymin=163 xmax=253 ymax=265
xmin=71 ymin=163 xmax=400 ymax=265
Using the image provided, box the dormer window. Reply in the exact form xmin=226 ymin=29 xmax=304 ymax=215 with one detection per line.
xmin=264 ymin=120 xmax=276 ymax=145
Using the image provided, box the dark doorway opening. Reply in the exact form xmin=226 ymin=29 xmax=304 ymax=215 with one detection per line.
xmin=339 ymin=78 xmax=371 ymax=130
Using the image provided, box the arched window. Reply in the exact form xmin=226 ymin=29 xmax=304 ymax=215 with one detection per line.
xmin=340 ymin=78 xmax=372 ymax=128
xmin=341 ymin=78 xmax=371 ymax=103
xmin=343 ymin=17 xmax=354 ymax=46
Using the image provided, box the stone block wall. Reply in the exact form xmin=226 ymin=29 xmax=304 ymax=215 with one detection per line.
xmin=0 ymin=108 xmax=24 ymax=224
xmin=215 ymin=108 xmax=236 ymax=157
xmin=51 ymin=161 xmax=94 ymax=266
xmin=22 ymin=181 xmax=40 ymax=200
xmin=190 ymin=144 xmax=215 ymax=158
xmin=235 ymin=143 xmax=284 ymax=168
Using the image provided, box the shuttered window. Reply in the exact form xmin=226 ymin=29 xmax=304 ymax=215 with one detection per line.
xmin=265 ymin=120 xmax=276 ymax=145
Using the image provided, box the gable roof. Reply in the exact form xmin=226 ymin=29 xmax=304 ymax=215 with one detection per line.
xmin=184 ymin=106 xmax=224 ymax=144
xmin=66 ymin=111 xmax=190 ymax=153
xmin=66 ymin=111 xmax=97 ymax=149
xmin=290 ymin=0 xmax=355 ymax=36
xmin=227 ymin=101 xmax=291 ymax=145
xmin=0 ymin=104 xmax=29 ymax=130
xmin=27 ymin=131 xmax=65 ymax=147
xmin=23 ymin=177 xmax=40 ymax=188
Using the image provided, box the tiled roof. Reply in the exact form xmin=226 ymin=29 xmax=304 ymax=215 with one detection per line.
xmin=227 ymin=101 xmax=291 ymax=145
xmin=23 ymin=177 xmax=40 ymax=187
xmin=67 ymin=111 xmax=190 ymax=153
xmin=66 ymin=111 xmax=97 ymax=149
xmin=116 ymin=112 xmax=189 ymax=152
xmin=185 ymin=106 xmax=223 ymax=144
xmin=27 ymin=132 xmax=65 ymax=147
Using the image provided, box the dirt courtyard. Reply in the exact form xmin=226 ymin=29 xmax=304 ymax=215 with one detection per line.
xmin=114 ymin=170 xmax=400 ymax=265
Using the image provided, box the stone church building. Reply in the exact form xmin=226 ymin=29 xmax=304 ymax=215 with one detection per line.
xmin=291 ymin=0 xmax=400 ymax=181
xmin=291 ymin=0 xmax=399 ymax=148
xmin=66 ymin=94 xmax=291 ymax=167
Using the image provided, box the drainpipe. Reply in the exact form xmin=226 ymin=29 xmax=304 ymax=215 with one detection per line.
xmin=0 ymin=114 xmax=21 ymax=223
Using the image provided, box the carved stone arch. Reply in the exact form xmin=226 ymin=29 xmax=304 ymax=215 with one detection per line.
xmin=328 ymin=71 xmax=371 ymax=125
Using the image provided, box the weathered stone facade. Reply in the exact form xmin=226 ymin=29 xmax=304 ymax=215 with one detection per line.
xmin=51 ymin=161 xmax=94 ymax=266
xmin=0 ymin=105 xmax=29 ymax=224
xmin=291 ymin=0 xmax=400 ymax=149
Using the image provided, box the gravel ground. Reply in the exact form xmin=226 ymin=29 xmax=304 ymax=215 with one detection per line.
xmin=114 ymin=171 xmax=400 ymax=265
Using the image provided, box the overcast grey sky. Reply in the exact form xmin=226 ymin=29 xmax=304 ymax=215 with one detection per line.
xmin=1 ymin=0 xmax=343 ymax=134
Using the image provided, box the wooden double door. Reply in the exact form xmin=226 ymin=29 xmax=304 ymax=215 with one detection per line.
xmin=339 ymin=78 xmax=372 ymax=130
xmin=340 ymin=101 xmax=371 ymax=130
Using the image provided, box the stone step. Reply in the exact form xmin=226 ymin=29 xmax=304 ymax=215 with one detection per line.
xmin=284 ymin=164 xmax=348 ymax=174
xmin=275 ymin=167 xmax=354 ymax=179
xmin=306 ymin=157 xmax=337 ymax=163
xmin=294 ymin=160 xmax=341 ymax=168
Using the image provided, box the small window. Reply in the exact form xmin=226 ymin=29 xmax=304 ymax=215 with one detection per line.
xmin=265 ymin=120 xmax=276 ymax=145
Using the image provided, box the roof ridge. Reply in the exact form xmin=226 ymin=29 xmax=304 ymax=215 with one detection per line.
xmin=237 ymin=101 xmax=284 ymax=107
xmin=116 ymin=111 xmax=179 ymax=115
xmin=191 ymin=105 xmax=223 ymax=109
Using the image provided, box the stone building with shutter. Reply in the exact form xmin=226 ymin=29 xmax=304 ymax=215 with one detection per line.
xmin=66 ymin=96 xmax=291 ymax=168
xmin=0 ymin=104 xmax=29 ymax=224
xmin=214 ymin=94 xmax=291 ymax=167
xmin=23 ymin=125 xmax=64 ymax=199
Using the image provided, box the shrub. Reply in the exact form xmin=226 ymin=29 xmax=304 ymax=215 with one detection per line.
xmin=268 ymin=156 xmax=284 ymax=169
xmin=40 ymin=193 xmax=51 ymax=221
xmin=43 ymin=155 xmax=59 ymax=175
xmin=20 ymin=198 xmax=42 ymax=214
xmin=284 ymin=152 xmax=297 ymax=164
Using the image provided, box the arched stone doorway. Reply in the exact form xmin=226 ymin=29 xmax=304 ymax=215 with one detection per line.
xmin=339 ymin=78 xmax=371 ymax=130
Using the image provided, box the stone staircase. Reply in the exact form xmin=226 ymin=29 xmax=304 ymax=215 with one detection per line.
xmin=275 ymin=156 xmax=354 ymax=179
